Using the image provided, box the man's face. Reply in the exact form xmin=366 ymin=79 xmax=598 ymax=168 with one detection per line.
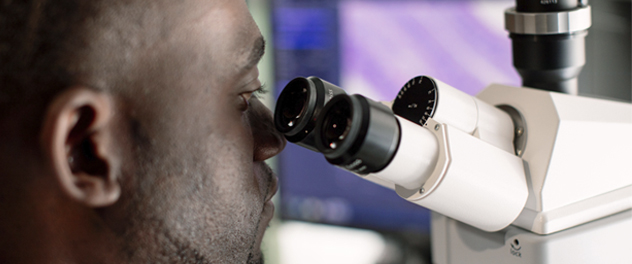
xmin=106 ymin=1 xmax=285 ymax=263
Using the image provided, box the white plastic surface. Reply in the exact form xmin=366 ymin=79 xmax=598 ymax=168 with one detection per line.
xmin=431 ymin=77 xmax=516 ymax=152
xmin=543 ymin=92 xmax=632 ymax=211
xmin=431 ymin=78 xmax=478 ymax=134
xmin=472 ymin=97 xmax=515 ymax=153
xmin=411 ymin=124 xmax=528 ymax=232
xmin=432 ymin=209 xmax=632 ymax=264
xmin=477 ymin=84 xmax=632 ymax=234
xmin=371 ymin=116 xmax=439 ymax=190
xmin=515 ymin=185 xmax=632 ymax=234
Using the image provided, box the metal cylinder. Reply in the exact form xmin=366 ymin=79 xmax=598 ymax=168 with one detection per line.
xmin=510 ymin=30 xmax=587 ymax=94
xmin=506 ymin=1 xmax=591 ymax=94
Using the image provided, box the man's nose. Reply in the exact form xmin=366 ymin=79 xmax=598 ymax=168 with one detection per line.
xmin=248 ymin=98 xmax=287 ymax=161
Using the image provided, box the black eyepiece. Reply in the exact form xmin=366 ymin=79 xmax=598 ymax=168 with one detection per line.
xmin=276 ymin=79 xmax=310 ymax=132
xmin=321 ymin=100 xmax=352 ymax=150
xmin=274 ymin=76 xmax=345 ymax=151
xmin=315 ymin=94 xmax=400 ymax=175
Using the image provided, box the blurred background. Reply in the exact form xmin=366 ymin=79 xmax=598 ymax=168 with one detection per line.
xmin=246 ymin=0 xmax=631 ymax=263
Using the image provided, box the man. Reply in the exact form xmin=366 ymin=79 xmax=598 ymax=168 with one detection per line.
xmin=0 ymin=0 xmax=285 ymax=263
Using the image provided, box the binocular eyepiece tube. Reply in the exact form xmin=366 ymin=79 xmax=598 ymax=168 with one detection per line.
xmin=274 ymin=76 xmax=528 ymax=232
xmin=274 ymin=77 xmax=439 ymax=187
xmin=314 ymin=93 xmax=440 ymax=189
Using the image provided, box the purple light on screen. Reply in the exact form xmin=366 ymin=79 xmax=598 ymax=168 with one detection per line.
xmin=340 ymin=0 xmax=521 ymax=100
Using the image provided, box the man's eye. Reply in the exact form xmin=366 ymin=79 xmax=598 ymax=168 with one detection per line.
xmin=251 ymin=84 xmax=268 ymax=99
xmin=238 ymin=94 xmax=250 ymax=112
xmin=239 ymin=84 xmax=268 ymax=112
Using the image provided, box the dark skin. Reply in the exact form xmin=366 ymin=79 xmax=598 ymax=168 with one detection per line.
xmin=0 ymin=0 xmax=285 ymax=263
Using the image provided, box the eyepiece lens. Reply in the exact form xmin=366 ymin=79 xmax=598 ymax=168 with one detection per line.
xmin=279 ymin=86 xmax=308 ymax=129
xmin=322 ymin=100 xmax=352 ymax=150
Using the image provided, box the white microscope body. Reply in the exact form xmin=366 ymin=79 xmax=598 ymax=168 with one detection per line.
xmin=428 ymin=83 xmax=632 ymax=264
xmin=273 ymin=2 xmax=632 ymax=263
xmin=365 ymin=2 xmax=632 ymax=262
xmin=353 ymin=78 xmax=632 ymax=263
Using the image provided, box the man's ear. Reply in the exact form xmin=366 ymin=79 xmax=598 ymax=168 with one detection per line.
xmin=40 ymin=87 xmax=121 ymax=207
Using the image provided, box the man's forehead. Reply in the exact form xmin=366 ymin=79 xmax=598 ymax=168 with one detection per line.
xmin=92 ymin=0 xmax=261 ymax=89
xmin=147 ymin=0 xmax=261 ymax=66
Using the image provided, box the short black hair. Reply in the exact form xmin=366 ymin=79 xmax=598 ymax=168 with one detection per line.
xmin=0 ymin=0 xmax=101 ymax=112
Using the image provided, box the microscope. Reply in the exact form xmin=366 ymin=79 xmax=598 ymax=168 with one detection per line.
xmin=273 ymin=1 xmax=632 ymax=263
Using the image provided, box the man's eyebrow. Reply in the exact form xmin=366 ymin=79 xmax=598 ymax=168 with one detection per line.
xmin=245 ymin=36 xmax=266 ymax=69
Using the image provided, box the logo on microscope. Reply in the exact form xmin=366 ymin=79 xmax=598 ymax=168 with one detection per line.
xmin=510 ymin=239 xmax=522 ymax=258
